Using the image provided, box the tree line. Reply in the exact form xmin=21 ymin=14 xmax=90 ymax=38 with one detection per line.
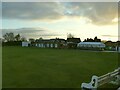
xmin=83 ymin=36 xmax=101 ymax=42
xmin=3 ymin=32 xmax=27 ymax=42
xmin=2 ymin=32 xmax=27 ymax=46
xmin=1 ymin=32 xmax=101 ymax=46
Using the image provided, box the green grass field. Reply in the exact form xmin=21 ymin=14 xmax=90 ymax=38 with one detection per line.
xmin=2 ymin=46 xmax=119 ymax=88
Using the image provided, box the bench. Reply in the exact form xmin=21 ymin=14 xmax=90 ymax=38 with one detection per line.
xmin=81 ymin=67 xmax=120 ymax=90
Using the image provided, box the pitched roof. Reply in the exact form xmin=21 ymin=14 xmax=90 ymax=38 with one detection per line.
xmin=67 ymin=38 xmax=81 ymax=43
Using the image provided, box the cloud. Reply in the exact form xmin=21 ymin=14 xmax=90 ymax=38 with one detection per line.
xmin=2 ymin=27 xmax=61 ymax=39
xmin=2 ymin=0 xmax=118 ymax=2
xmin=2 ymin=28 xmax=44 ymax=34
xmin=2 ymin=2 xmax=118 ymax=25
xmin=2 ymin=2 xmax=64 ymax=21
xmin=63 ymin=2 xmax=118 ymax=25
xmin=102 ymin=35 xmax=119 ymax=37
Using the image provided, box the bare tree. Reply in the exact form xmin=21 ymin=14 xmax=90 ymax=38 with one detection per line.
xmin=39 ymin=37 xmax=43 ymax=40
xmin=3 ymin=32 xmax=15 ymax=41
xmin=21 ymin=37 xmax=27 ymax=41
xmin=67 ymin=33 xmax=74 ymax=38
xmin=15 ymin=34 xmax=21 ymax=41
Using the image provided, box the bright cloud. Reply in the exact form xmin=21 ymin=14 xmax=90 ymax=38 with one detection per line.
xmin=2 ymin=2 xmax=118 ymax=25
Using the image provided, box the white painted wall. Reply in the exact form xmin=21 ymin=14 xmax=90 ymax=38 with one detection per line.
xmin=22 ymin=42 xmax=29 ymax=47
xmin=51 ymin=44 xmax=53 ymax=48
xmin=118 ymin=47 xmax=120 ymax=52
xmin=55 ymin=44 xmax=58 ymax=48
xmin=47 ymin=44 xmax=49 ymax=47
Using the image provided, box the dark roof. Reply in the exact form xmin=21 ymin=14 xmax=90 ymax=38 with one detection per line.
xmin=105 ymin=41 xmax=119 ymax=46
xmin=35 ymin=39 xmax=50 ymax=42
xmin=35 ymin=38 xmax=66 ymax=43
xmin=67 ymin=38 xmax=81 ymax=43
xmin=50 ymin=38 xmax=66 ymax=42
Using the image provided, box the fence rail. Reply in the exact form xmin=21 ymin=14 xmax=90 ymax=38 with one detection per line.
xmin=81 ymin=67 xmax=120 ymax=90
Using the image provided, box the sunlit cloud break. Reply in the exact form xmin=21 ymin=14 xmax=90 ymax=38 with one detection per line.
xmin=2 ymin=2 xmax=118 ymax=25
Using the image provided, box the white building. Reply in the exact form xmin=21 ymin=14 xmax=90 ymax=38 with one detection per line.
xmin=77 ymin=42 xmax=105 ymax=48
xmin=22 ymin=41 xmax=31 ymax=47
xmin=118 ymin=47 xmax=120 ymax=52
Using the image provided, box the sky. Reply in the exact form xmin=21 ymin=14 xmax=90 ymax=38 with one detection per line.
xmin=1 ymin=2 xmax=119 ymax=41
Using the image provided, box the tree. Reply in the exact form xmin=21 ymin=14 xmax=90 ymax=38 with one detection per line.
xmin=3 ymin=32 xmax=15 ymax=41
xmin=39 ymin=37 xmax=43 ymax=40
xmin=83 ymin=39 xmax=87 ymax=42
xmin=94 ymin=36 xmax=101 ymax=42
xmin=21 ymin=37 xmax=27 ymax=41
xmin=15 ymin=34 xmax=21 ymax=41
xmin=87 ymin=38 xmax=89 ymax=42
xmin=67 ymin=33 xmax=74 ymax=38
xmin=89 ymin=38 xmax=94 ymax=42
xmin=85 ymin=38 xmax=94 ymax=42
xmin=94 ymin=36 xmax=98 ymax=42
xmin=94 ymin=36 xmax=97 ymax=40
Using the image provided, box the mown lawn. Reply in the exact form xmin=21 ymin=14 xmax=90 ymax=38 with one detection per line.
xmin=2 ymin=46 xmax=119 ymax=88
